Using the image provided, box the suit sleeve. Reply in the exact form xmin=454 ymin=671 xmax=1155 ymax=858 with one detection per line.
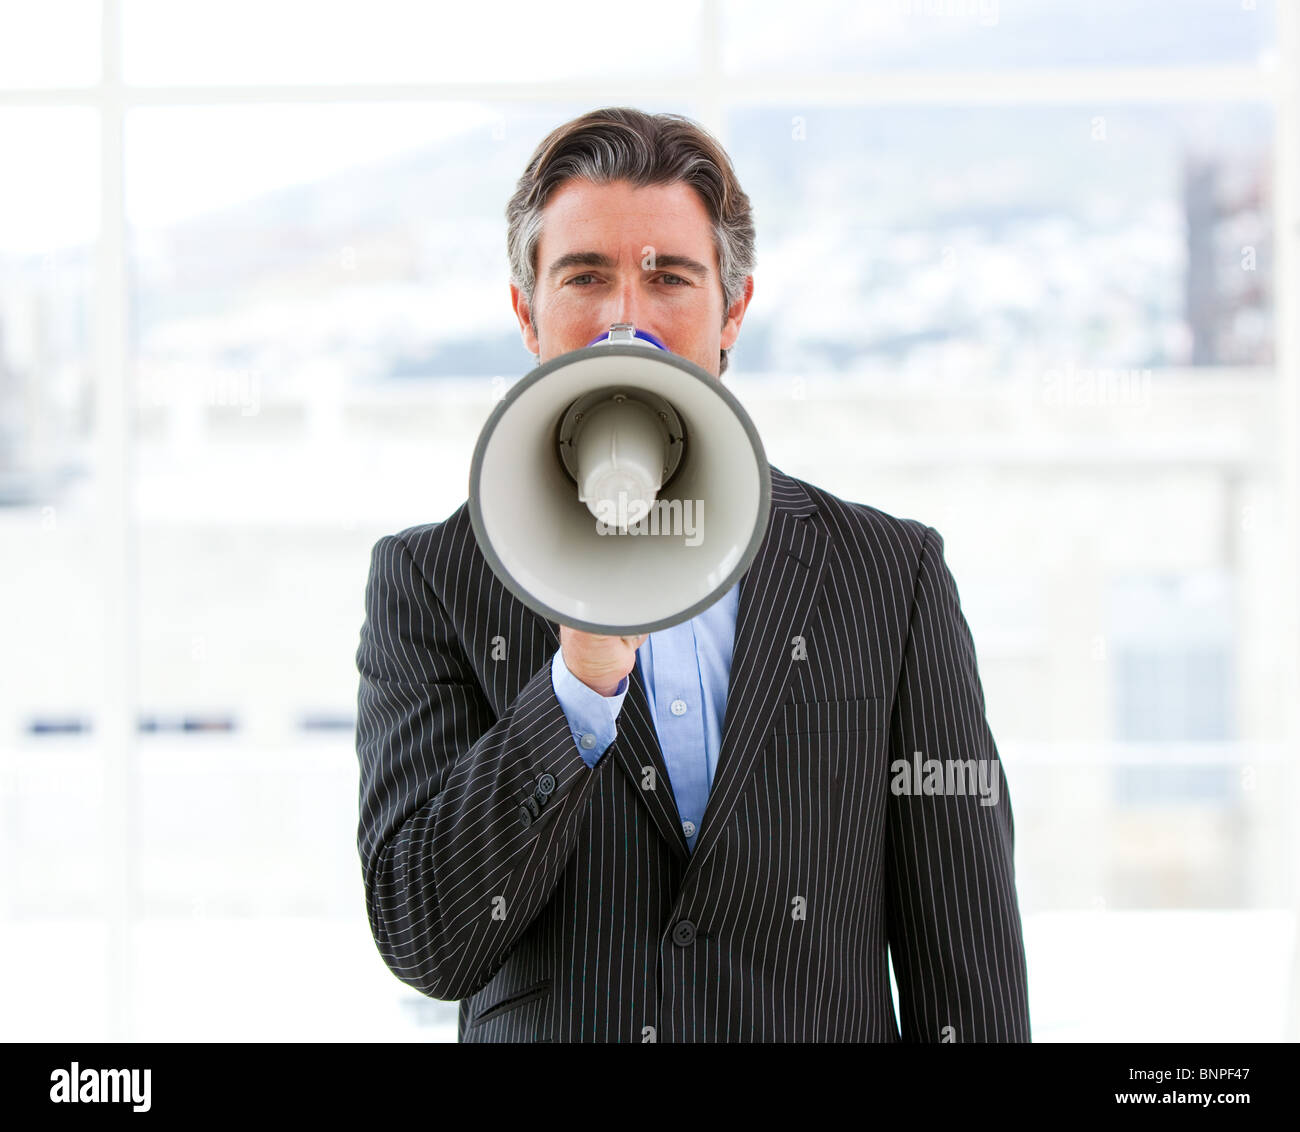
xmin=355 ymin=531 xmax=615 ymax=1002
xmin=884 ymin=523 xmax=1031 ymax=1042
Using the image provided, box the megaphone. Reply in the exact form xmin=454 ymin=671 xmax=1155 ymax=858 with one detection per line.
xmin=468 ymin=323 xmax=771 ymax=635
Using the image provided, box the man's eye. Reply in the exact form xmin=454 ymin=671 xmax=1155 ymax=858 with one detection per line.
xmin=659 ymin=274 xmax=690 ymax=285
xmin=567 ymin=274 xmax=597 ymax=286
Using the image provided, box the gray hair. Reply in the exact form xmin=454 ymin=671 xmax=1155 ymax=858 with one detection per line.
xmin=506 ymin=107 xmax=755 ymax=375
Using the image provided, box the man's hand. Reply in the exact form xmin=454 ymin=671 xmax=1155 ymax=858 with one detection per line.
xmin=559 ymin=626 xmax=648 ymax=696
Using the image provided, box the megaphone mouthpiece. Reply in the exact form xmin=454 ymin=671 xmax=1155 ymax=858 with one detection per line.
xmin=574 ymin=395 xmax=666 ymax=529
xmin=586 ymin=323 xmax=668 ymax=350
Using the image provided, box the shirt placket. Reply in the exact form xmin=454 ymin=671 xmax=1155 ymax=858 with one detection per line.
xmin=645 ymin=620 xmax=709 ymax=852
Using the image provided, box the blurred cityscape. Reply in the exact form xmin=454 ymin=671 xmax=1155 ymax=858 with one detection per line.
xmin=0 ymin=105 xmax=1275 ymax=501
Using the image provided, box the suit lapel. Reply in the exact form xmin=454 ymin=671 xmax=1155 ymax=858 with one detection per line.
xmin=685 ymin=469 xmax=826 ymax=877
xmin=609 ymin=663 xmax=691 ymax=859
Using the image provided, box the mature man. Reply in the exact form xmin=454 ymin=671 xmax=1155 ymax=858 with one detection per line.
xmin=355 ymin=106 xmax=1031 ymax=1042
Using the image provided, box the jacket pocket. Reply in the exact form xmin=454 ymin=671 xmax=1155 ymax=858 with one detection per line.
xmin=775 ymin=696 xmax=884 ymax=736
xmin=471 ymin=978 xmax=551 ymax=1026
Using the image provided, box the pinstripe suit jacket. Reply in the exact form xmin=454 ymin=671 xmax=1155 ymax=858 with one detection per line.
xmin=355 ymin=464 xmax=1031 ymax=1042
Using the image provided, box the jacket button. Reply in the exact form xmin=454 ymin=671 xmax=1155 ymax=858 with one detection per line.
xmin=517 ymin=803 xmax=534 ymax=828
xmin=536 ymin=773 xmax=556 ymax=798
xmin=671 ymin=919 xmax=696 ymax=947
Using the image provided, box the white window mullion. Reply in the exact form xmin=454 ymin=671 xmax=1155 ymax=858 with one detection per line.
xmin=95 ymin=0 xmax=137 ymax=1042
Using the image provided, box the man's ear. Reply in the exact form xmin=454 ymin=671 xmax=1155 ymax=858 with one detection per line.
xmin=510 ymin=282 xmax=541 ymax=356
xmin=720 ymin=275 xmax=754 ymax=351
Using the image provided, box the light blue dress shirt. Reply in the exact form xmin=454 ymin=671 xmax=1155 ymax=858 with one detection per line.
xmin=549 ymin=580 xmax=741 ymax=853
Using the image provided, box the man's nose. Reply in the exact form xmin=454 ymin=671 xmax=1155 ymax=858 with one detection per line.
xmin=608 ymin=276 xmax=645 ymax=329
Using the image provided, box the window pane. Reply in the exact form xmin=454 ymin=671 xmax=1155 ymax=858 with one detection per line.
xmin=725 ymin=103 xmax=1273 ymax=378
xmin=0 ymin=0 xmax=99 ymax=88
xmin=124 ymin=0 xmax=702 ymax=85
xmin=0 ymin=107 xmax=99 ymax=673
xmin=723 ymin=0 xmax=1277 ymax=73
xmin=0 ymin=108 xmax=102 ymax=1038
xmin=1110 ymin=572 xmax=1235 ymax=742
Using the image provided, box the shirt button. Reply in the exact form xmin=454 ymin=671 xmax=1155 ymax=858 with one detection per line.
xmin=669 ymin=699 xmax=687 ymax=716
xmin=682 ymin=820 xmax=696 ymax=838
xmin=579 ymin=733 xmax=596 ymax=750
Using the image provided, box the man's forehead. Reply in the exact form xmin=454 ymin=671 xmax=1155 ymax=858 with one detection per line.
xmin=537 ymin=180 xmax=716 ymax=269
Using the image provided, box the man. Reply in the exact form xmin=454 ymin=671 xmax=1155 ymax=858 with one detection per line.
xmin=355 ymin=106 xmax=1031 ymax=1042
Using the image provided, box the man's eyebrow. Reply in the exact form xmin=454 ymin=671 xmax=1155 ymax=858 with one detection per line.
xmin=546 ymin=251 xmax=711 ymax=283
xmin=649 ymin=253 xmax=711 ymax=280
xmin=546 ymin=251 xmax=615 ymax=282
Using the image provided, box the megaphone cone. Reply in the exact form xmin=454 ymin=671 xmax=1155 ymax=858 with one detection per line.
xmin=468 ymin=327 xmax=770 ymax=635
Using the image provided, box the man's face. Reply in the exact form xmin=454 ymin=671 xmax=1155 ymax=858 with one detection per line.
xmin=510 ymin=177 xmax=753 ymax=378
